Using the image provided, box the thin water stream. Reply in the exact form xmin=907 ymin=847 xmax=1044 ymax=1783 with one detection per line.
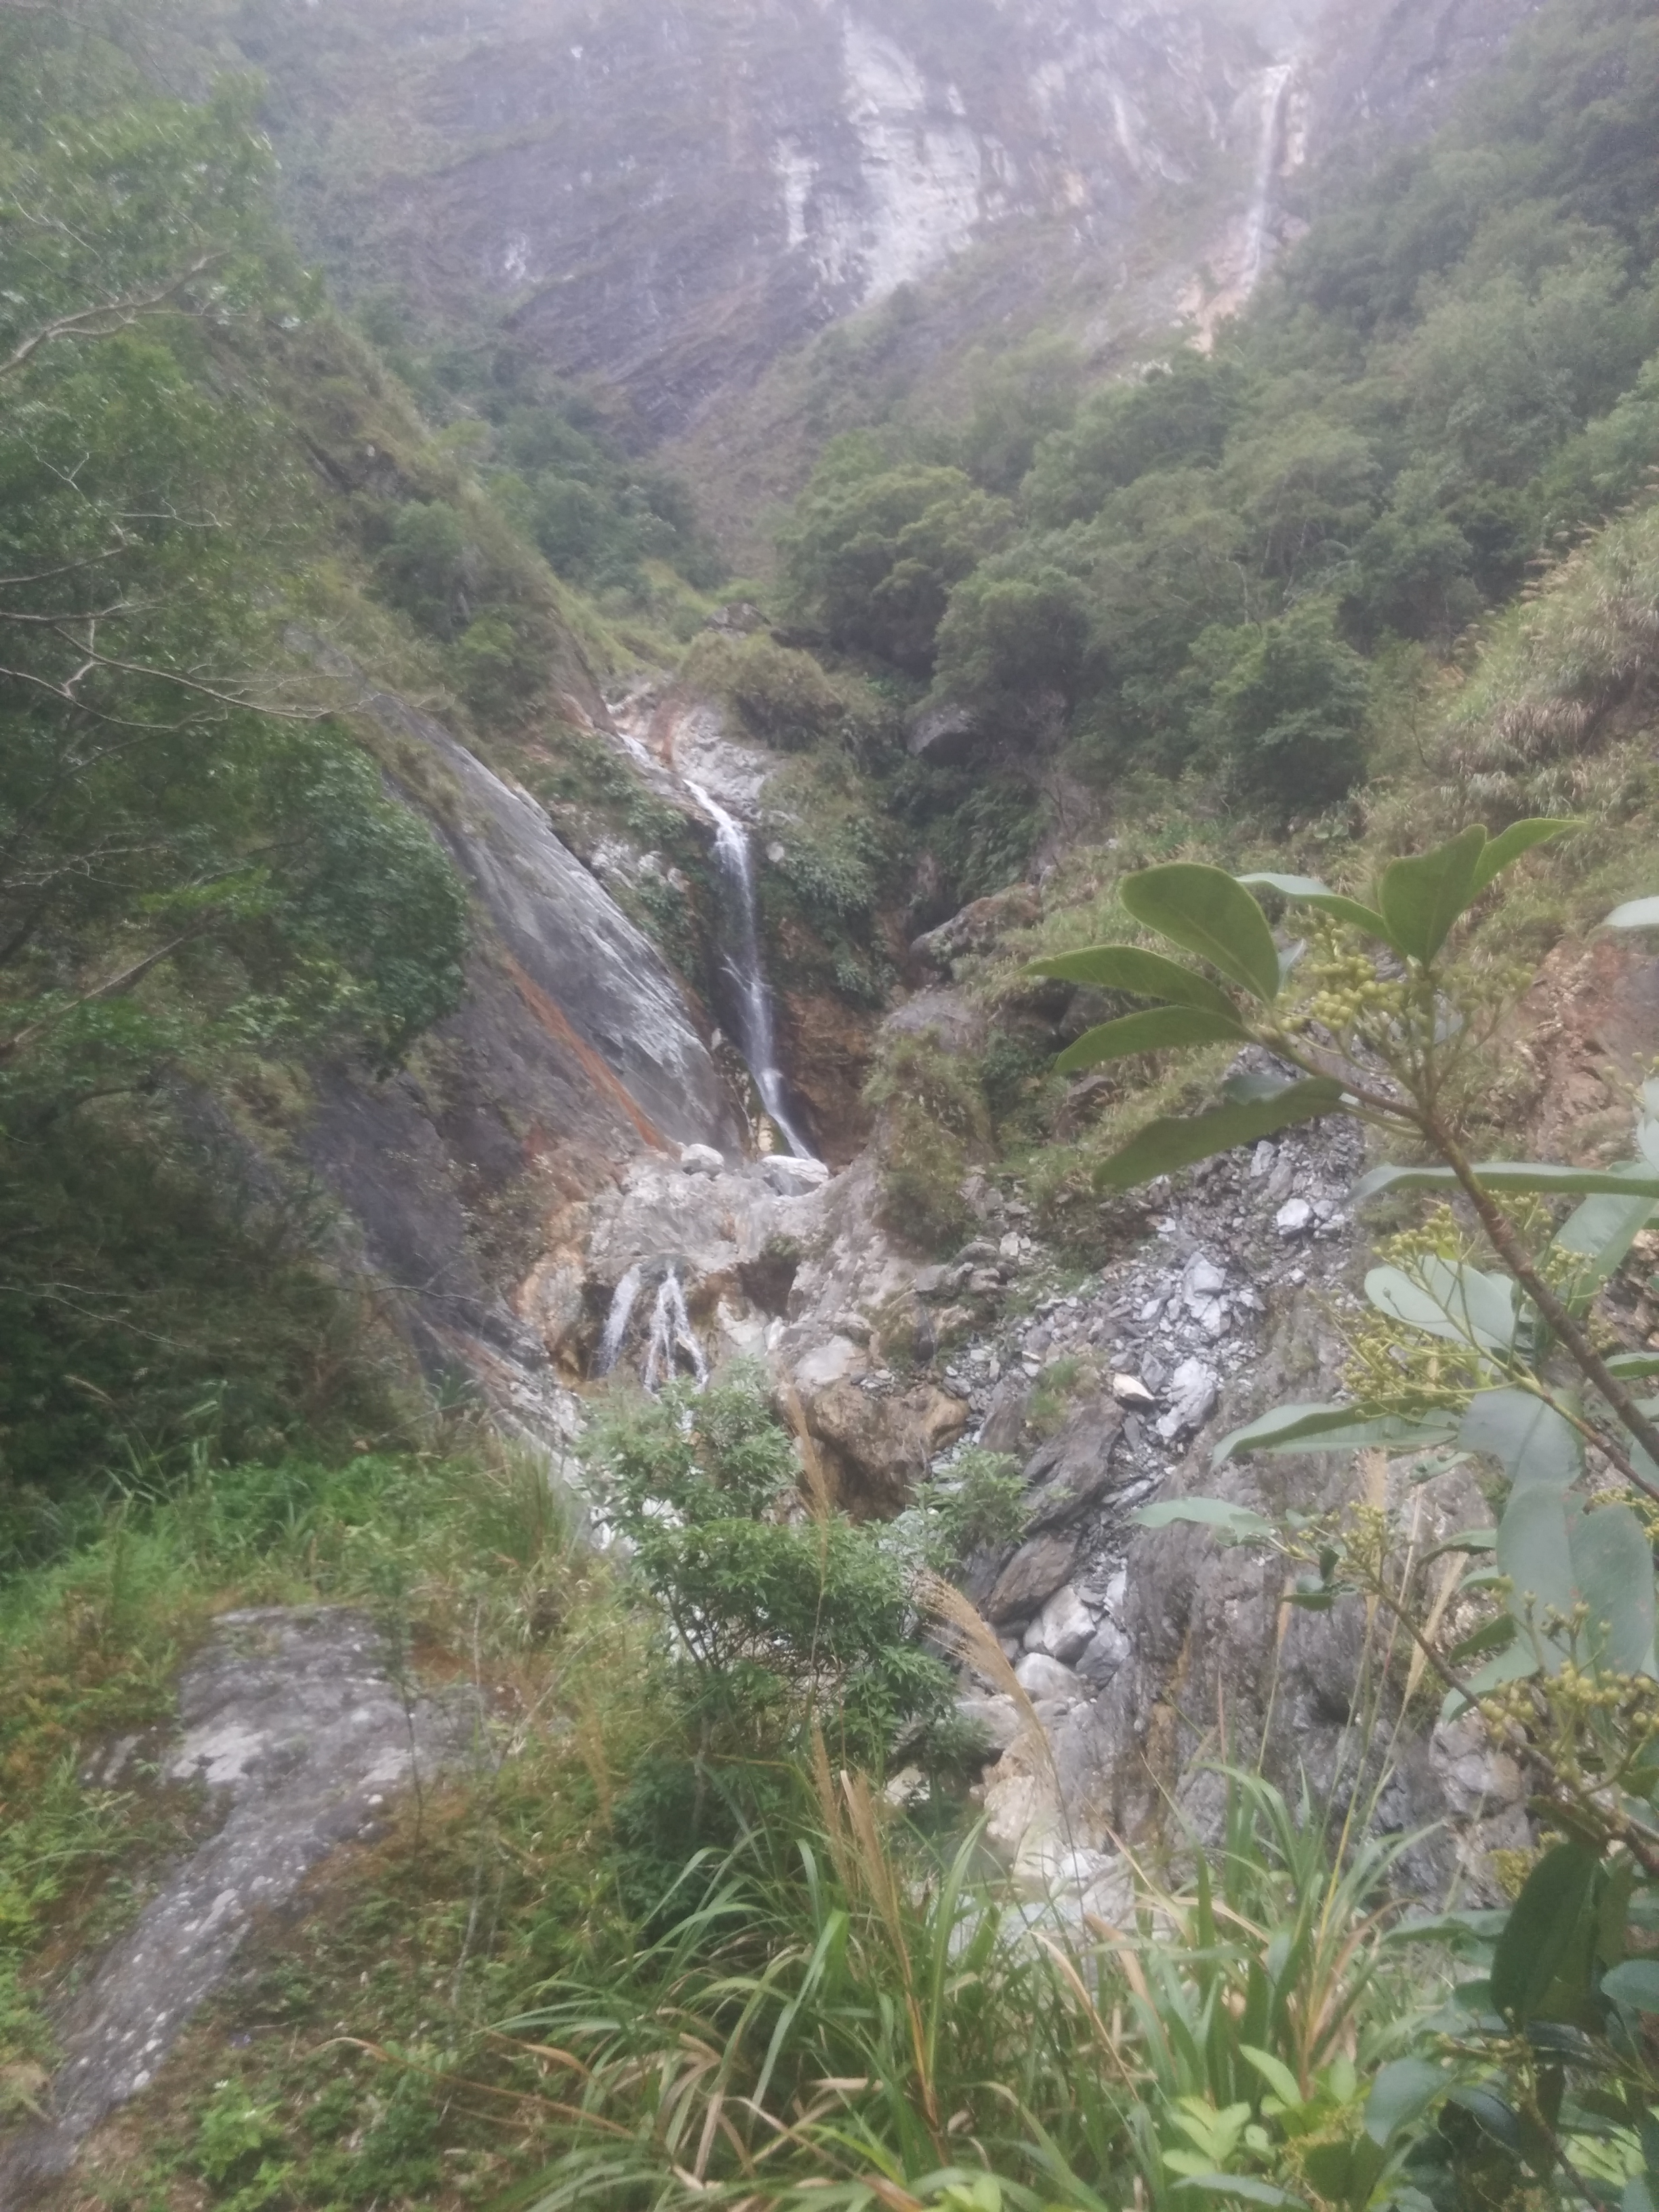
xmin=684 ymin=779 xmax=815 ymax=1160
xmin=1240 ymin=61 xmax=1294 ymax=297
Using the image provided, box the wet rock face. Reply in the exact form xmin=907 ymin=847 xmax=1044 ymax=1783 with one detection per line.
xmin=0 ymin=1612 xmax=473 ymax=2205
xmin=289 ymin=687 xmax=746 ymax=1438
xmin=243 ymin=0 xmax=1538 ymax=451
xmin=1305 ymin=0 xmax=1541 ymax=145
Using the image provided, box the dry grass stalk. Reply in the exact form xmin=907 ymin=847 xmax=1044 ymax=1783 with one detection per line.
xmin=914 ymin=1568 xmax=1050 ymax=1776
xmin=778 ymin=1380 xmax=836 ymax=1524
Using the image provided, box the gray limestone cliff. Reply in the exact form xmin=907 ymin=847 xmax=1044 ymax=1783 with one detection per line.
xmin=236 ymin=0 xmax=1540 ymax=445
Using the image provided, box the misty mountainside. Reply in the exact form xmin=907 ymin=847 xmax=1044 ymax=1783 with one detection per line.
xmin=14 ymin=2 xmax=1659 ymax=2210
xmin=224 ymin=0 xmax=1538 ymax=443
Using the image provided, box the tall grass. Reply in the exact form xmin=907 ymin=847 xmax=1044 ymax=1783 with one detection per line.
xmin=498 ymin=1753 xmax=1450 ymax=2212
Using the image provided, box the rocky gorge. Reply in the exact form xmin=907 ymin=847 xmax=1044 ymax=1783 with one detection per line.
xmin=16 ymin=0 xmax=1657 ymax=2190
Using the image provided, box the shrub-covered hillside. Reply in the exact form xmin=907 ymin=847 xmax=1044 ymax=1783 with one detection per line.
xmin=773 ymin=0 xmax=1659 ymax=823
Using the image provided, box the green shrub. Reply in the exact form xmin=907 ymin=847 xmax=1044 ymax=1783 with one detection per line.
xmin=682 ymin=630 xmax=847 ymax=747
xmin=585 ymin=1369 xmax=954 ymax=1771
xmin=865 ymin=1032 xmax=992 ymax=1254
xmin=918 ymin=1448 xmax=1027 ymax=1573
xmin=1191 ymin=596 xmax=1371 ymax=813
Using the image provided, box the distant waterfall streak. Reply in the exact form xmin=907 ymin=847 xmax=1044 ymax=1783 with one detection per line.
xmin=1240 ymin=62 xmax=1293 ymax=298
xmin=687 ymin=780 xmax=817 ymax=1160
xmin=594 ymin=1263 xmax=644 ymax=1377
xmin=642 ymin=1267 xmax=709 ymax=1393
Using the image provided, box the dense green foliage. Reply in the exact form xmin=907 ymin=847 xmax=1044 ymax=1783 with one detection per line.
xmin=0 ymin=18 xmax=474 ymax=1498
xmin=359 ymin=311 xmax=724 ymax=615
xmin=778 ymin=0 xmax=1659 ymax=825
xmin=1051 ymin=844 xmax=1659 ymax=2209
xmin=11 ymin=2 xmax=1659 ymax=2209
xmin=588 ymin=1370 xmax=956 ymax=1776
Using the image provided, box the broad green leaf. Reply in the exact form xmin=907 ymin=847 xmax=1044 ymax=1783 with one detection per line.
xmin=1168 ymin=2180 xmax=1308 ymax=2208
xmin=1299 ymin=2142 xmax=1378 ymax=2203
xmin=1240 ymin=2045 xmax=1304 ymax=2109
xmin=1609 ymin=1353 xmax=1659 ymax=1380
xmin=1132 ymin=1498 xmax=1275 ymax=1542
xmin=1626 ymin=2175 xmax=1658 ymax=2212
xmin=1094 ymin=1078 xmax=1345 ymax=1191
xmin=1364 ymin=2058 xmax=1451 ymax=2146
xmin=1026 ymin=945 xmax=1240 ymax=1019
xmin=1214 ymin=1402 xmax=1460 ymax=1466
xmin=1223 ymin=1070 xmax=1305 ymax=1105
xmin=1055 ymin=1005 xmax=1245 ymax=1074
xmin=1119 ymin=863 xmax=1284 ymax=1003
xmin=1555 ymin=1183 xmax=1658 ymax=1292
xmin=1498 ymin=1486 xmax=1577 ymax=1661
xmin=1460 ymin=1389 xmax=1582 ymax=1492
xmin=1468 ymin=818 xmax=1577 ymax=897
xmin=1377 ymin=825 xmax=1489 ymax=966
xmin=1570 ymin=1504 xmax=1656 ymax=1674
xmin=1606 ymin=897 xmax=1659 ymax=931
xmin=1236 ymin=872 xmax=1395 ymax=944
xmin=1490 ymin=1842 xmax=1600 ymax=2024
xmin=1446 ymin=2086 xmax=1525 ymax=2154
xmin=1367 ymin=1261 xmax=1517 ymax=1355
xmin=1447 ymin=1614 xmax=1519 ymax=1665
xmin=1603 ymin=1959 xmax=1659 ymax=2011
xmin=1357 ymin=1160 xmax=1659 ymax=1202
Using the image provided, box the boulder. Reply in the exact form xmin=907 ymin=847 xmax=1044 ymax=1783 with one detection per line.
xmin=680 ymin=1143 xmax=724 ymax=1176
xmin=1022 ymin=1397 xmax=1124 ymax=1530
xmin=1014 ymin=1651 xmax=1084 ymax=1703
xmin=985 ymin=1529 xmax=1082 ymax=1622
xmin=882 ymin=985 xmax=988 ymax=1060
xmin=1025 ymin=1582 xmax=1096 ymax=1666
xmin=1076 ymin=1618 xmax=1130 ymax=1687
xmin=955 ymin=1693 xmax=1025 ymax=1755
xmin=761 ymin=1153 xmax=830 ymax=1195
xmin=977 ymin=1378 xmax=1033 ymax=1458
xmin=910 ymin=886 xmax=1043 ymax=976
xmin=1155 ymin=1357 xmax=1220 ymax=1441
xmin=904 ymin=697 xmax=981 ymax=764
xmin=796 ymin=1376 xmax=970 ymax=1517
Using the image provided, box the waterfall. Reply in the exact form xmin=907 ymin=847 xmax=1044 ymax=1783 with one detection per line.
xmin=1240 ymin=62 xmax=1293 ymax=299
xmin=642 ymin=1267 xmax=709 ymax=1393
xmin=594 ymin=1262 xmax=645 ymax=1376
xmin=685 ymin=779 xmax=817 ymax=1160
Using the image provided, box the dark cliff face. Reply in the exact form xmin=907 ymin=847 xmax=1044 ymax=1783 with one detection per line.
xmin=237 ymin=0 xmax=1538 ymax=439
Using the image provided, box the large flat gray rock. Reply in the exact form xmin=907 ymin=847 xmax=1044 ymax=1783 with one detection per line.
xmin=0 ymin=1608 xmax=473 ymax=2207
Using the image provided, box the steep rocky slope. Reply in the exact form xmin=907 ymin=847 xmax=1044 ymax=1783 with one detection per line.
xmin=226 ymin=0 xmax=1538 ymax=455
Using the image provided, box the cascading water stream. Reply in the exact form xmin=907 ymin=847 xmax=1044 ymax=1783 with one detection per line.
xmin=1240 ymin=61 xmax=1294 ymax=298
xmin=685 ymin=779 xmax=817 ymax=1160
xmin=594 ymin=1263 xmax=645 ymax=1377
xmin=642 ymin=1267 xmax=709 ymax=1393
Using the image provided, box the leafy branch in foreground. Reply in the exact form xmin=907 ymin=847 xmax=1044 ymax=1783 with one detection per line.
xmin=1038 ymin=840 xmax=1659 ymax=2207
xmin=1031 ymin=826 xmax=1659 ymax=1488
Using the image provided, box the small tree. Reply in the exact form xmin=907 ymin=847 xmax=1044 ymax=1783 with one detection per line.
xmin=588 ymin=1368 xmax=954 ymax=1769
xmin=1192 ymin=596 xmax=1371 ymax=812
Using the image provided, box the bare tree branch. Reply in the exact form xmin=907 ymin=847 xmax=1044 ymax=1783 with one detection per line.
xmin=0 ymin=253 xmax=222 ymax=380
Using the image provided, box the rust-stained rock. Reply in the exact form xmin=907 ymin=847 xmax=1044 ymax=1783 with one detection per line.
xmin=798 ymin=1378 xmax=969 ymax=1518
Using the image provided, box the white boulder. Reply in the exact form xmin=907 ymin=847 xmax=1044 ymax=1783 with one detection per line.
xmin=761 ymin=1153 xmax=830 ymax=1195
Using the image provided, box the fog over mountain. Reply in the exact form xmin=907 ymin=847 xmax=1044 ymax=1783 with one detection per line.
xmin=237 ymin=0 xmax=1540 ymax=448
